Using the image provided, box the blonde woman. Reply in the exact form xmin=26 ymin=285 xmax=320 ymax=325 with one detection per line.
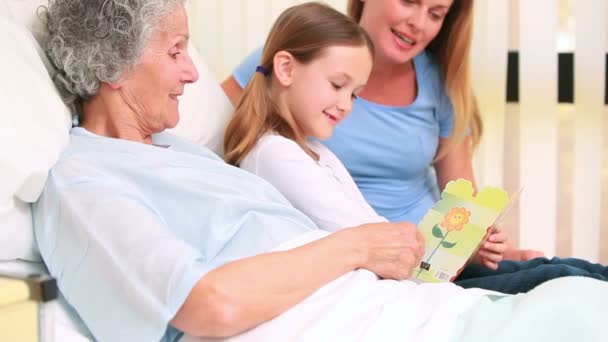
xmin=223 ymin=0 xmax=482 ymax=228
xmin=222 ymin=0 xmax=608 ymax=294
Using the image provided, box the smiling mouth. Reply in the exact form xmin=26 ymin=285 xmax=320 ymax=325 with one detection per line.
xmin=324 ymin=111 xmax=340 ymax=124
xmin=391 ymin=29 xmax=416 ymax=46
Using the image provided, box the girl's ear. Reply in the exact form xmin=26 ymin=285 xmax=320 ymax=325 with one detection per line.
xmin=273 ymin=50 xmax=296 ymax=87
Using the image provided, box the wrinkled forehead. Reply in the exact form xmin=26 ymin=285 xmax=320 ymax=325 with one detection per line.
xmin=154 ymin=3 xmax=189 ymax=41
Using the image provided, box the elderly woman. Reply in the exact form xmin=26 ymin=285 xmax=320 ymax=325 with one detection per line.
xmin=34 ymin=1 xmax=608 ymax=341
xmin=35 ymin=1 xmax=425 ymax=340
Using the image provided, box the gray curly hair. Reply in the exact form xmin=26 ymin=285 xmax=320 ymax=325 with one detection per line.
xmin=42 ymin=0 xmax=185 ymax=110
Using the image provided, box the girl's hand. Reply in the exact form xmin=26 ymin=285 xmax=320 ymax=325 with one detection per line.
xmin=471 ymin=227 xmax=508 ymax=270
xmin=504 ymin=246 xmax=545 ymax=261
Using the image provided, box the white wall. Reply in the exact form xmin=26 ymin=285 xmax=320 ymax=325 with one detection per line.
xmin=187 ymin=0 xmax=348 ymax=80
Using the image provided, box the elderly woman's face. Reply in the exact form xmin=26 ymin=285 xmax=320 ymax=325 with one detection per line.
xmin=118 ymin=4 xmax=199 ymax=133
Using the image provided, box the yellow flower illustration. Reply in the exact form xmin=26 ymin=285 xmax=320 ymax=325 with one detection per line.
xmin=440 ymin=207 xmax=471 ymax=232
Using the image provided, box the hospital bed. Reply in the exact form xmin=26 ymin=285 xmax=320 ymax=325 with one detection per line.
xmin=4 ymin=1 xmax=608 ymax=341
xmin=0 ymin=0 xmax=233 ymax=340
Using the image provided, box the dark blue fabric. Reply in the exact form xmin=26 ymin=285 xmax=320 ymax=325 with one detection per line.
xmin=455 ymin=257 xmax=608 ymax=294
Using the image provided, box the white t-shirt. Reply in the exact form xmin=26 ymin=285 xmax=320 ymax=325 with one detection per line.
xmin=240 ymin=134 xmax=387 ymax=232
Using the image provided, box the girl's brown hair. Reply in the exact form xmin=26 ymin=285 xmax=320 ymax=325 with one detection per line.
xmin=224 ymin=2 xmax=374 ymax=165
xmin=347 ymin=0 xmax=482 ymax=159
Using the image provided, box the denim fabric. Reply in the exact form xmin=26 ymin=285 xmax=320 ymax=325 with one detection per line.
xmin=455 ymin=257 xmax=608 ymax=294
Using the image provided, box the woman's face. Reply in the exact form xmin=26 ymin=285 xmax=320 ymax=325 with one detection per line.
xmin=358 ymin=0 xmax=453 ymax=66
xmin=118 ymin=4 xmax=199 ymax=134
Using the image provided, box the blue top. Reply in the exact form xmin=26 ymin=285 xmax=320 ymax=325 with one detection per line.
xmin=233 ymin=47 xmax=454 ymax=224
xmin=33 ymin=127 xmax=318 ymax=342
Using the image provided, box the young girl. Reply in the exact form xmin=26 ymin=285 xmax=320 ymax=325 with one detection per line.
xmin=224 ymin=2 xmax=387 ymax=232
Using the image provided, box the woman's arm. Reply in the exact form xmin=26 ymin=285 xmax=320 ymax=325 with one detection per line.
xmin=171 ymin=222 xmax=424 ymax=338
xmin=221 ymin=76 xmax=244 ymax=107
xmin=40 ymin=176 xmax=422 ymax=340
xmin=433 ymin=136 xmax=475 ymax=193
xmin=221 ymin=47 xmax=263 ymax=106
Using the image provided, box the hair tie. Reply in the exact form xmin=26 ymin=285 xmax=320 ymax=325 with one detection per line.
xmin=255 ymin=65 xmax=269 ymax=76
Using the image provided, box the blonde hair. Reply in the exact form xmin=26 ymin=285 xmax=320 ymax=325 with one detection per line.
xmin=224 ymin=2 xmax=374 ymax=165
xmin=347 ymin=0 xmax=482 ymax=159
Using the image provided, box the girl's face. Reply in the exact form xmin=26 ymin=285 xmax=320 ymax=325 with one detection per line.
xmin=284 ymin=45 xmax=373 ymax=140
xmin=358 ymin=0 xmax=453 ymax=66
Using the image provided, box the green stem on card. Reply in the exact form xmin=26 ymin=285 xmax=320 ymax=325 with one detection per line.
xmin=416 ymin=227 xmax=450 ymax=278
xmin=427 ymin=231 xmax=449 ymax=264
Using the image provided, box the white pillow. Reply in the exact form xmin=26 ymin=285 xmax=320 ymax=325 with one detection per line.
xmin=3 ymin=0 xmax=49 ymax=43
xmin=0 ymin=1 xmax=8 ymax=19
xmin=169 ymin=43 xmax=234 ymax=156
xmin=0 ymin=18 xmax=71 ymax=261
xmin=0 ymin=199 xmax=39 ymax=261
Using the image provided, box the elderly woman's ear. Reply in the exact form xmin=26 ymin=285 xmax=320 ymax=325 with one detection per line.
xmin=106 ymin=82 xmax=122 ymax=90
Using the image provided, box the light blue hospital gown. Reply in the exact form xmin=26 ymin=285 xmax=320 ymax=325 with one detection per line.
xmin=33 ymin=127 xmax=318 ymax=342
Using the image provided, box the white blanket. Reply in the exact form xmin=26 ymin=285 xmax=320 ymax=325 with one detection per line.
xmin=184 ymin=231 xmax=496 ymax=341
xmin=183 ymin=231 xmax=608 ymax=341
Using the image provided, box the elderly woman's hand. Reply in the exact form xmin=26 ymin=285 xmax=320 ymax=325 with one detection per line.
xmin=345 ymin=222 xmax=425 ymax=280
